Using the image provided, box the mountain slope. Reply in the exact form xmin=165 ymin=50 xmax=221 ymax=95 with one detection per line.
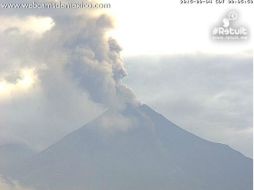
xmin=10 ymin=104 xmax=253 ymax=190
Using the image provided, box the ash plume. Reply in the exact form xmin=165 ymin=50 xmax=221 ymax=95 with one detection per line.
xmin=39 ymin=4 xmax=138 ymax=109
xmin=0 ymin=0 xmax=138 ymax=149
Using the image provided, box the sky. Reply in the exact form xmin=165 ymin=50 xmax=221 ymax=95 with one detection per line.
xmin=124 ymin=54 xmax=252 ymax=157
xmin=108 ymin=0 xmax=253 ymax=157
xmin=107 ymin=0 xmax=253 ymax=56
xmin=0 ymin=0 xmax=253 ymax=158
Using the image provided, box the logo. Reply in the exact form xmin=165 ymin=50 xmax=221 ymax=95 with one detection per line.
xmin=211 ymin=10 xmax=248 ymax=41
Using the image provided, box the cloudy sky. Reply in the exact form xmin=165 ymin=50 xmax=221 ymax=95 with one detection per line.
xmin=0 ymin=0 xmax=253 ymax=158
xmin=124 ymin=55 xmax=252 ymax=157
xmin=108 ymin=0 xmax=253 ymax=56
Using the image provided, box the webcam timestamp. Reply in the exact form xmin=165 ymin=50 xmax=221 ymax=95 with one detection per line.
xmin=180 ymin=0 xmax=253 ymax=4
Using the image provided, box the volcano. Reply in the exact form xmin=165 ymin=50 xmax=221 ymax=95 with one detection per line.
xmin=2 ymin=104 xmax=253 ymax=190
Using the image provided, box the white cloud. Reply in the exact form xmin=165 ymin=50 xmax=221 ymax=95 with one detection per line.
xmin=0 ymin=68 xmax=38 ymax=100
xmin=0 ymin=0 xmax=138 ymax=150
xmin=0 ymin=16 xmax=54 ymax=35
xmin=0 ymin=177 xmax=32 ymax=190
